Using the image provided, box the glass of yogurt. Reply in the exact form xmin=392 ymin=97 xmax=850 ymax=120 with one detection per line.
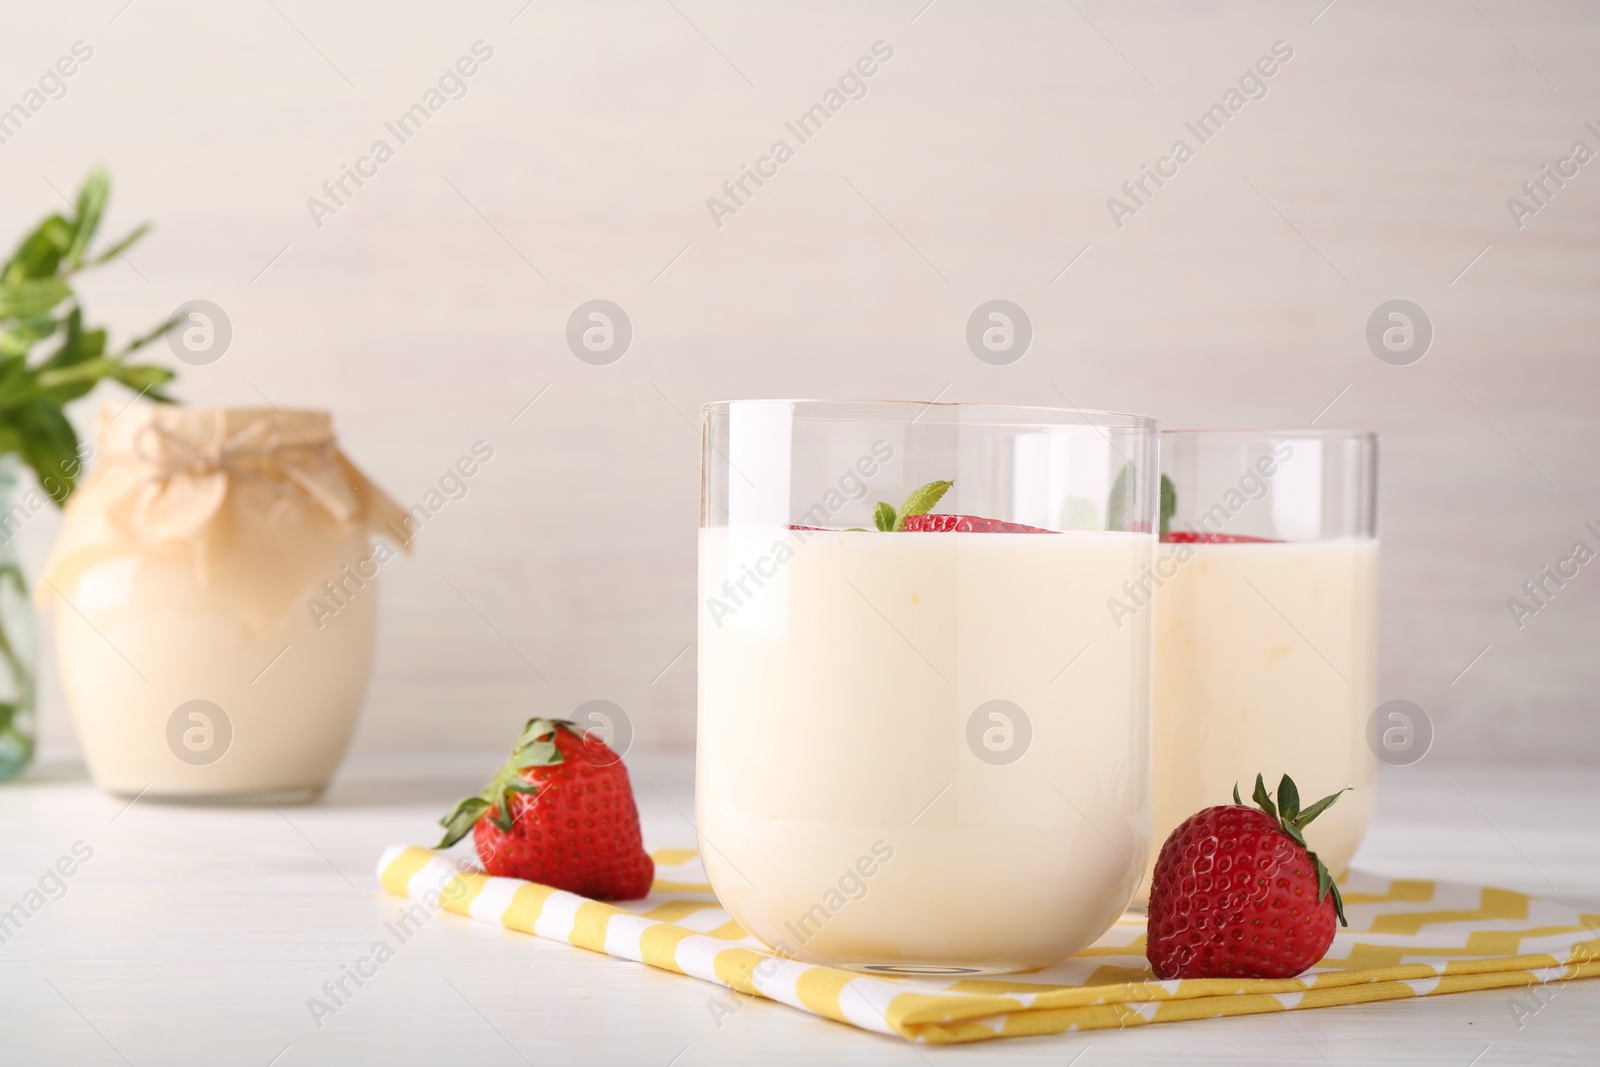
xmin=698 ymin=400 xmax=1159 ymax=973
xmin=1140 ymin=430 xmax=1379 ymax=902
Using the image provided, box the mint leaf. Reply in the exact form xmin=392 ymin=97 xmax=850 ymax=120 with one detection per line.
xmin=893 ymin=480 xmax=952 ymax=531
xmin=1107 ymin=463 xmax=1132 ymax=530
xmin=1160 ymin=474 xmax=1176 ymax=540
xmin=1108 ymin=465 xmax=1170 ymax=535
xmin=872 ymin=501 xmax=896 ymax=532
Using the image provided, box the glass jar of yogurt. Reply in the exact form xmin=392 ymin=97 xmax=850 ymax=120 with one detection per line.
xmin=39 ymin=405 xmax=405 ymax=802
xmin=698 ymin=400 xmax=1159 ymax=973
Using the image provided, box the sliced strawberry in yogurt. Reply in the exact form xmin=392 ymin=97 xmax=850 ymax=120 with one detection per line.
xmin=1163 ymin=531 xmax=1281 ymax=544
xmin=901 ymin=513 xmax=1055 ymax=533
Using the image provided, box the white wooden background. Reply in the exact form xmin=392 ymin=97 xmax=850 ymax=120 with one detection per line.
xmin=1 ymin=0 xmax=1596 ymax=763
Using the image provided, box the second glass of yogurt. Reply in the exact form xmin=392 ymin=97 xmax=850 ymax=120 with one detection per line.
xmin=698 ymin=400 xmax=1158 ymax=973
xmin=1140 ymin=430 xmax=1379 ymax=902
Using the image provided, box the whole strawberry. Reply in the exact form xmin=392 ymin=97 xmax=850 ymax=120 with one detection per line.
xmin=1147 ymin=774 xmax=1348 ymax=980
xmin=437 ymin=718 xmax=654 ymax=900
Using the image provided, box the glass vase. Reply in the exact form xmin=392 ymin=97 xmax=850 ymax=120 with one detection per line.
xmin=0 ymin=459 xmax=38 ymax=780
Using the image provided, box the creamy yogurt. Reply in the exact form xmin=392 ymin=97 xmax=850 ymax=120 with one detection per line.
xmin=698 ymin=526 xmax=1152 ymax=972
xmin=1142 ymin=538 xmax=1379 ymax=899
xmin=53 ymin=536 xmax=378 ymax=801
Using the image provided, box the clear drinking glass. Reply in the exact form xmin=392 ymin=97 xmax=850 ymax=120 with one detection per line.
xmin=698 ymin=400 xmax=1159 ymax=973
xmin=1141 ymin=430 xmax=1378 ymax=901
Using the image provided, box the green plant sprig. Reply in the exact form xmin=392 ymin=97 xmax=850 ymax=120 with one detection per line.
xmin=0 ymin=167 xmax=177 ymax=502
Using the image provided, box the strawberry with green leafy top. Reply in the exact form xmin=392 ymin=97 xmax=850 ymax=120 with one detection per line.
xmin=1146 ymin=774 xmax=1348 ymax=980
xmin=437 ymin=718 xmax=654 ymax=900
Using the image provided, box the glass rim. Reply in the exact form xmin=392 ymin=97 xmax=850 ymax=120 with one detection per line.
xmin=702 ymin=398 xmax=1158 ymax=431
xmin=1161 ymin=428 xmax=1375 ymax=443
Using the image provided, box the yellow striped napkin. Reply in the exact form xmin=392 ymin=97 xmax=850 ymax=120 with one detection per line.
xmin=377 ymin=844 xmax=1600 ymax=1044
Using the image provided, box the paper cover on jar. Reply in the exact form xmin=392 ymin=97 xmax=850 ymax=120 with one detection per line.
xmin=37 ymin=404 xmax=408 ymax=632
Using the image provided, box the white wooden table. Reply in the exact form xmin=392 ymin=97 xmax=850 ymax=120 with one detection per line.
xmin=2 ymin=754 xmax=1595 ymax=1066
